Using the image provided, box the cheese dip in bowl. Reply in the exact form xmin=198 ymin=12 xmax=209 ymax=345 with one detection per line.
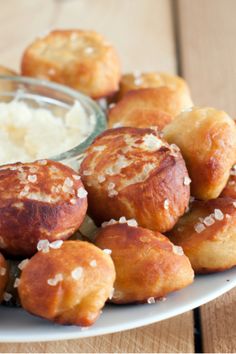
xmin=0 ymin=76 xmax=106 ymax=170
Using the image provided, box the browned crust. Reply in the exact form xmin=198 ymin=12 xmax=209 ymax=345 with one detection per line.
xmin=163 ymin=107 xmax=236 ymax=200
xmin=167 ymin=198 xmax=236 ymax=273
xmin=21 ymin=29 xmax=121 ymax=99
xmin=80 ymin=127 xmax=190 ymax=232
xmin=220 ymin=173 xmax=236 ymax=199
xmin=0 ymin=160 xmax=87 ymax=257
xmin=116 ymin=72 xmax=193 ymax=104
xmin=95 ymin=223 xmax=194 ymax=303
xmin=0 ymin=253 xmax=8 ymax=302
xmin=108 ymin=88 xmax=175 ymax=130
xmin=18 ymin=240 xmax=115 ymax=326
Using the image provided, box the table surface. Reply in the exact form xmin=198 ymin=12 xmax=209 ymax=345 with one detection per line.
xmin=0 ymin=0 xmax=236 ymax=352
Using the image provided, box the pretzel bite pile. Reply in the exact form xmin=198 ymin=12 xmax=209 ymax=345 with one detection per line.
xmin=80 ymin=127 xmax=190 ymax=232
xmin=1 ymin=27 xmax=236 ymax=329
xmin=0 ymin=253 xmax=8 ymax=302
xmin=18 ymin=241 xmax=115 ymax=326
xmin=0 ymin=160 xmax=87 ymax=257
xmin=95 ymin=223 xmax=194 ymax=304
xmin=21 ymin=30 xmax=121 ymax=99
xmin=168 ymin=198 xmax=236 ymax=273
xmin=163 ymin=107 xmax=236 ymax=200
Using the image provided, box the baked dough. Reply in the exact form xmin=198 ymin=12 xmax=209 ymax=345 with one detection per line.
xmin=220 ymin=168 xmax=236 ymax=199
xmin=21 ymin=29 xmax=121 ymax=99
xmin=0 ymin=160 xmax=87 ymax=257
xmin=108 ymin=88 xmax=175 ymax=130
xmin=18 ymin=240 xmax=115 ymax=326
xmin=95 ymin=222 xmax=194 ymax=303
xmin=80 ymin=127 xmax=190 ymax=232
xmin=163 ymin=107 xmax=236 ymax=200
xmin=116 ymin=72 xmax=193 ymax=106
xmin=167 ymin=198 xmax=236 ymax=273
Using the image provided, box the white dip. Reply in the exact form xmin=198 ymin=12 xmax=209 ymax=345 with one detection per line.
xmin=0 ymin=100 xmax=94 ymax=165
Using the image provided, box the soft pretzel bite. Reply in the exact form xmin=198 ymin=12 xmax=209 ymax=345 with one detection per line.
xmin=163 ymin=107 xmax=236 ymax=200
xmin=220 ymin=168 xmax=236 ymax=199
xmin=80 ymin=127 xmax=190 ymax=232
xmin=0 ymin=160 xmax=87 ymax=257
xmin=18 ymin=240 xmax=115 ymax=326
xmin=0 ymin=252 xmax=8 ymax=302
xmin=108 ymin=88 xmax=175 ymax=130
xmin=167 ymin=198 xmax=236 ymax=273
xmin=21 ymin=29 xmax=121 ymax=99
xmin=95 ymin=222 xmax=194 ymax=303
xmin=116 ymin=72 xmax=192 ymax=105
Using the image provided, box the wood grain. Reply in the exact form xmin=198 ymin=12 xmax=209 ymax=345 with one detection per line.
xmin=0 ymin=312 xmax=194 ymax=353
xmin=0 ymin=0 xmax=176 ymax=73
xmin=0 ymin=0 xmax=195 ymax=353
xmin=177 ymin=0 xmax=236 ymax=352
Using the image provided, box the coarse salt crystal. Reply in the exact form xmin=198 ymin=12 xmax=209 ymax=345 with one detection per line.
xmin=77 ymin=187 xmax=88 ymax=198
xmin=214 ymin=209 xmax=224 ymax=220
xmin=72 ymin=175 xmax=81 ymax=180
xmin=203 ymin=215 xmax=215 ymax=226
xmin=233 ymin=202 xmax=236 ymax=208
xmin=194 ymin=223 xmax=206 ymax=233
xmin=134 ymin=77 xmax=143 ymax=86
xmin=3 ymin=292 xmax=12 ymax=302
xmin=108 ymin=189 xmax=118 ymax=197
xmin=172 ymin=245 xmax=184 ymax=256
xmin=37 ymin=239 xmax=50 ymax=253
xmin=119 ymin=216 xmax=127 ymax=224
xmin=70 ymin=198 xmax=77 ymax=205
xmin=0 ymin=267 xmax=6 ymax=276
xmin=98 ymin=175 xmax=106 ymax=183
xmin=38 ymin=160 xmax=47 ymax=165
xmin=147 ymin=297 xmax=156 ymax=304
xmin=83 ymin=170 xmax=92 ymax=176
xmin=18 ymin=259 xmax=29 ymax=270
xmin=14 ymin=278 xmax=20 ymax=288
xmin=84 ymin=46 xmax=94 ymax=54
xmin=109 ymin=288 xmax=115 ymax=300
xmin=47 ymin=273 xmax=63 ymax=286
xmin=142 ymin=134 xmax=162 ymax=151
xmin=103 ymin=249 xmax=112 ymax=255
xmin=184 ymin=176 xmax=191 ymax=186
xmin=113 ymin=122 xmax=123 ymax=128
xmin=226 ymin=214 xmax=231 ymax=219
xmin=93 ymin=145 xmax=106 ymax=152
xmin=101 ymin=219 xmax=117 ymax=228
xmin=127 ymin=219 xmax=138 ymax=227
xmin=71 ymin=267 xmax=83 ymax=280
xmin=89 ymin=260 xmax=97 ymax=267
xmin=108 ymin=182 xmax=115 ymax=190
xmin=50 ymin=240 xmax=63 ymax=249
xmin=28 ymin=174 xmax=37 ymax=183
xmin=64 ymin=177 xmax=74 ymax=187
xmin=164 ymin=199 xmax=169 ymax=210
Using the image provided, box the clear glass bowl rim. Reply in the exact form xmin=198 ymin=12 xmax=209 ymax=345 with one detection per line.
xmin=0 ymin=75 xmax=106 ymax=162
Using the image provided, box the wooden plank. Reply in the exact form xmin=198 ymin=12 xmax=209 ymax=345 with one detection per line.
xmin=0 ymin=0 xmax=176 ymax=73
xmin=0 ymin=312 xmax=194 ymax=353
xmin=177 ymin=0 xmax=236 ymax=352
xmin=0 ymin=0 xmax=195 ymax=352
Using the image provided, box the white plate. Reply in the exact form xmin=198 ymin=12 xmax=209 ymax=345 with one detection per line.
xmin=0 ymin=268 xmax=236 ymax=343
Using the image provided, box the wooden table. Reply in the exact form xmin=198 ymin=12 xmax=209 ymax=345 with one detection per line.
xmin=0 ymin=0 xmax=236 ymax=352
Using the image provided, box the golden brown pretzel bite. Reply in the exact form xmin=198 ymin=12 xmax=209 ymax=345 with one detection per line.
xmin=116 ymin=72 xmax=193 ymax=105
xmin=108 ymin=88 xmax=175 ymax=130
xmin=18 ymin=240 xmax=115 ymax=326
xmin=0 ymin=160 xmax=87 ymax=257
xmin=167 ymin=198 xmax=236 ymax=273
xmin=95 ymin=222 xmax=194 ymax=304
xmin=21 ymin=29 xmax=121 ymax=99
xmin=0 ymin=252 xmax=8 ymax=302
xmin=80 ymin=127 xmax=190 ymax=232
xmin=163 ymin=107 xmax=236 ymax=200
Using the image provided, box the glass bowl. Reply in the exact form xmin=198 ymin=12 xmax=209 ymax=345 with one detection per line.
xmin=0 ymin=75 xmax=106 ymax=170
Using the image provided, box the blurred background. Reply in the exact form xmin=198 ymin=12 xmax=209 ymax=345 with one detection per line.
xmin=0 ymin=0 xmax=236 ymax=116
